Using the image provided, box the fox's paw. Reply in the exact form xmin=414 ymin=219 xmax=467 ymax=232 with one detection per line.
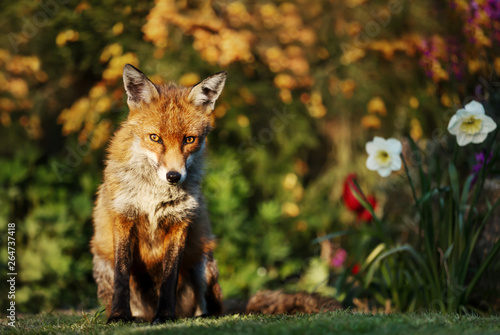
xmin=151 ymin=313 xmax=175 ymax=325
xmin=107 ymin=313 xmax=135 ymax=324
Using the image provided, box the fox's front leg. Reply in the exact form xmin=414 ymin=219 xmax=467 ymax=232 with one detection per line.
xmin=152 ymin=223 xmax=189 ymax=324
xmin=108 ymin=217 xmax=134 ymax=323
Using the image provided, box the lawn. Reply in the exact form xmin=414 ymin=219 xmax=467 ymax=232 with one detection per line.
xmin=3 ymin=310 xmax=500 ymax=335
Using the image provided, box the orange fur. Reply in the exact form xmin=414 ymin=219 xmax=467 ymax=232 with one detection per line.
xmin=91 ymin=65 xmax=226 ymax=323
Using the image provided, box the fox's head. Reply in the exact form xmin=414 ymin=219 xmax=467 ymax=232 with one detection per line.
xmin=122 ymin=64 xmax=226 ymax=185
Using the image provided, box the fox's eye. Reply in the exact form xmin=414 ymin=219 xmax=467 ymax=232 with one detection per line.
xmin=184 ymin=136 xmax=196 ymax=144
xmin=150 ymin=134 xmax=161 ymax=142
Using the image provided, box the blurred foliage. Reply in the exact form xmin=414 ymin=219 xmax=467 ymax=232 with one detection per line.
xmin=0 ymin=0 xmax=499 ymax=312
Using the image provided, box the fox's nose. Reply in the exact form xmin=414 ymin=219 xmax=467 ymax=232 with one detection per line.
xmin=166 ymin=171 xmax=181 ymax=184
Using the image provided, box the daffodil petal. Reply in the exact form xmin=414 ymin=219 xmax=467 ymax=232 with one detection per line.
xmin=373 ymin=136 xmax=385 ymax=147
xmin=377 ymin=167 xmax=392 ymax=177
xmin=480 ymin=115 xmax=497 ymax=133
xmin=464 ymin=100 xmax=485 ymax=115
xmin=447 ymin=114 xmax=460 ymax=134
xmin=386 ymin=138 xmax=402 ymax=155
xmin=366 ymin=141 xmax=378 ymax=155
xmin=456 ymin=131 xmax=473 ymax=146
xmin=472 ymin=132 xmax=488 ymax=144
xmin=391 ymin=154 xmax=402 ymax=170
xmin=366 ymin=155 xmax=379 ymax=171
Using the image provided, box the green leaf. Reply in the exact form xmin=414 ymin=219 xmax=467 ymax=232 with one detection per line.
xmin=364 ymin=244 xmax=434 ymax=291
xmin=443 ymin=244 xmax=454 ymax=260
xmin=363 ymin=243 xmax=386 ymax=268
xmin=459 ymin=174 xmax=474 ymax=214
xmin=464 ymin=238 xmax=500 ymax=302
xmin=458 ymin=195 xmax=500 ymax=284
xmin=448 ymin=163 xmax=460 ymax=205
xmin=417 ymin=188 xmax=439 ymax=207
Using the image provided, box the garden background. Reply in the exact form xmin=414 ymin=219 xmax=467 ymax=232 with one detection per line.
xmin=1 ymin=0 xmax=499 ymax=315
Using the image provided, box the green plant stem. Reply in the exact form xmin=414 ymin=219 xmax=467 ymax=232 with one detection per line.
xmin=452 ymin=142 xmax=458 ymax=166
xmin=401 ymin=152 xmax=423 ymax=253
xmin=401 ymin=153 xmax=420 ymax=210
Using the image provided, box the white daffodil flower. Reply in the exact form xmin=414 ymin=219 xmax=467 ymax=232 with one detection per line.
xmin=366 ymin=136 xmax=402 ymax=177
xmin=447 ymin=100 xmax=497 ymax=146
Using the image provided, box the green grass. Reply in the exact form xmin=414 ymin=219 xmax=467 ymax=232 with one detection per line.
xmin=3 ymin=310 xmax=500 ymax=335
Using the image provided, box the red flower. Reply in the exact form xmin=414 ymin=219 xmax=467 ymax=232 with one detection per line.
xmin=351 ymin=263 xmax=361 ymax=275
xmin=356 ymin=195 xmax=377 ymax=223
xmin=342 ymin=174 xmax=377 ymax=223
xmin=343 ymin=174 xmax=363 ymax=212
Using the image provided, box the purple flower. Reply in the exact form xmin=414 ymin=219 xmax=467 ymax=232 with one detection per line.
xmin=472 ymin=150 xmax=493 ymax=184
xmin=485 ymin=0 xmax=500 ymax=20
xmin=451 ymin=63 xmax=463 ymax=80
xmin=331 ymin=248 xmax=347 ymax=268
xmin=471 ymin=1 xmax=479 ymax=12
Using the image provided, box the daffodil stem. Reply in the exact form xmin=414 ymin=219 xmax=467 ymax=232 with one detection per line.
xmin=401 ymin=153 xmax=419 ymax=211
xmin=452 ymin=143 xmax=458 ymax=166
xmin=401 ymin=152 xmax=423 ymax=253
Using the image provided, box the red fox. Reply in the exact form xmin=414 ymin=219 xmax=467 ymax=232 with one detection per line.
xmin=91 ymin=65 xmax=341 ymax=324
xmin=91 ymin=64 xmax=226 ymax=324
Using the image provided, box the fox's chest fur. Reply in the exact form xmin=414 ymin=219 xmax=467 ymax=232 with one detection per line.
xmin=112 ymin=176 xmax=199 ymax=236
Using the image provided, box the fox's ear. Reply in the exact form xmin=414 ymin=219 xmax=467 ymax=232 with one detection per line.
xmin=123 ymin=64 xmax=159 ymax=109
xmin=188 ymin=71 xmax=227 ymax=111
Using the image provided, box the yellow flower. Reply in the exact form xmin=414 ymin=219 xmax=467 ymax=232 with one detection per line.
xmin=361 ymin=115 xmax=381 ymax=129
xmin=274 ymin=73 xmax=296 ymax=90
xmin=494 ymin=57 xmax=500 ymax=76
xmin=179 ymin=73 xmax=200 ymax=87
xmin=237 ymin=115 xmax=249 ymax=128
xmin=410 ymin=118 xmax=423 ymax=141
xmin=8 ymin=78 xmax=28 ymax=98
xmin=56 ymin=32 xmax=67 ymax=47
xmin=283 ymin=173 xmax=298 ymax=190
xmin=282 ymin=202 xmax=300 ymax=217
xmin=367 ymin=97 xmax=387 ymax=116
xmin=409 ymin=96 xmax=419 ymax=109
xmin=112 ymin=22 xmax=124 ymax=36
